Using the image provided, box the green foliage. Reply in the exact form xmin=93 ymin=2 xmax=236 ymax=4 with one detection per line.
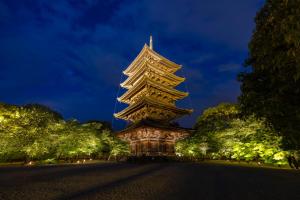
xmin=55 ymin=120 xmax=102 ymax=159
xmin=195 ymin=103 xmax=239 ymax=131
xmin=0 ymin=103 xmax=62 ymax=161
xmin=176 ymin=103 xmax=289 ymax=165
xmin=0 ymin=102 xmax=129 ymax=162
xmin=238 ymin=0 xmax=300 ymax=149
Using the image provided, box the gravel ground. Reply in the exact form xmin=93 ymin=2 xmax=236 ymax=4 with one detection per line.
xmin=0 ymin=162 xmax=299 ymax=200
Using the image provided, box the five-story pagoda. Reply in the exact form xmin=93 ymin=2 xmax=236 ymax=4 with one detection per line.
xmin=114 ymin=36 xmax=193 ymax=156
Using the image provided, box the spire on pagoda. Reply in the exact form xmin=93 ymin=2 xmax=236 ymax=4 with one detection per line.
xmin=149 ymin=35 xmax=153 ymax=50
xmin=114 ymin=37 xmax=193 ymax=123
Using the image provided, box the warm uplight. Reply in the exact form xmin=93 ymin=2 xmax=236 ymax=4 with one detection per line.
xmin=175 ymin=152 xmax=182 ymax=157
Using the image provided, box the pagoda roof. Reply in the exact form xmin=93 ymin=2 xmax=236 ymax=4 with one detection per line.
xmin=123 ymin=44 xmax=181 ymax=75
xmin=114 ymin=97 xmax=193 ymax=121
xmin=121 ymin=61 xmax=185 ymax=89
xmin=116 ymin=119 xmax=195 ymax=135
xmin=118 ymin=76 xmax=188 ymax=104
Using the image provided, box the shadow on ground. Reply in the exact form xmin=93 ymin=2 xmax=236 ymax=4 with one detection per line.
xmin=0 ymin=162 xmax=299 ymax=200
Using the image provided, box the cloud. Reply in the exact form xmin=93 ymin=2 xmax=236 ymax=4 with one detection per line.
xmin=0 ymin=0 xmax=262 ymax=128
xmin=115 ymin=0 xmax=263 ymax=50
xmin=190 ymin=54 xmax=215 ymax=65
xmin=212 ymin=80 xmax=241 ymax=103
xmin=218 ymin=63 xmax=242 ymax=72
xmin=72 ymin=0 xmax=124 ymax=30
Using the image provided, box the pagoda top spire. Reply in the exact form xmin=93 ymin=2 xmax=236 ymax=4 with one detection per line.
xmin=149 ymin=35 xmax=153 ymax=50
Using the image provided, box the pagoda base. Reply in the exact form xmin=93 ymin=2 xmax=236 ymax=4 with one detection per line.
xmin=116 ymin=120 xmax=192 ymax=157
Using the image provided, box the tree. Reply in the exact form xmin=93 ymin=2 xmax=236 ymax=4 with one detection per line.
xmin=84 ymin=120 xmax=112 ymax=131
xmin=238 ymin=0 xmax=300 ymax=149
xmin=55 ymin=120 xmax=101 ymax=160
xmin=176 ymin=103 xmax=288 ymax=165
xmin=193 ymin=103 xmax=240 ymax=154
xmin=0 ymin=103 xmax=63 ymax=161
xmin=0 ymin=102 xmax=129 ymax=162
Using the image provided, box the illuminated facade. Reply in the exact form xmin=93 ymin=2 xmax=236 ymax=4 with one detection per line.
xmin=114 ymin=36 xmax=193 ymax=156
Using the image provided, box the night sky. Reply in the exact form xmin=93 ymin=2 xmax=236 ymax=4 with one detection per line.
xmin=0 ymin=0 xmax=264 ymax=130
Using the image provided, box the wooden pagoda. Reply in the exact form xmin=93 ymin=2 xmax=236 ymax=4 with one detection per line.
xmin=114 ymin=36 xmax=193 ymax=156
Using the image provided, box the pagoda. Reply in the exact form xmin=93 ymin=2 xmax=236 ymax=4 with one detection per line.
xmin=114 ymin=36 xmax=193 ymax=156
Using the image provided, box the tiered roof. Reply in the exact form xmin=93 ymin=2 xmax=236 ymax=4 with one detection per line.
xmin=123 ymin=44 xmax=181 ymax=75
xmin=114 ymin=37 xmax=192 ymax=123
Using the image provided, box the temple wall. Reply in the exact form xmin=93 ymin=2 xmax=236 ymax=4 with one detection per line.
xmin=117 ymin=126 xmax=189 ymax=156
xmin=129 ymin=140 xmax=175 ymax=156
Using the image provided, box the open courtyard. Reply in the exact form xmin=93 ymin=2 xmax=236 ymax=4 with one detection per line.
xmin=0 ymin=162 xmax=299 ymax=200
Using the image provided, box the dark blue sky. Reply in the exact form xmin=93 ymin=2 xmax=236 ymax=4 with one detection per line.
xmin=0 ymin=0 xmax=263 ymax=129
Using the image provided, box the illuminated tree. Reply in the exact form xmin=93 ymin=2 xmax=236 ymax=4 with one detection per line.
xmin=0 ymin=102 xmax=129 ymax=162
xmin=0 ymin=103 xmax=62 ymax=161
xmin=176 ymin=103 xmax=288 ymax=165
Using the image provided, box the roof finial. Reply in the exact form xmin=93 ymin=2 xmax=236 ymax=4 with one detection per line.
xmin=149 ymin=35 xmax=153 ymax=50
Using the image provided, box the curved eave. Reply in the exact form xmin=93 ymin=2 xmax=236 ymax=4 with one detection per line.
xmin=114 ymin=97 xmax=192 ymax=120
xmin=117 ymin=120 xmax=195 ymax=135
xmin=123 ymin=44 xmax=181 ymax=75
xmin=118 ymin=77 xmax=188 ymax=103
xmin=121 ymin=62 xmax=185 ymax=89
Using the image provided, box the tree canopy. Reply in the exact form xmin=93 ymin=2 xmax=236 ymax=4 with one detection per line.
xmin=0 ymin=102 xmax=129 ymax=162
xmin=238 ymin=0 xmax=300 ymax=149
xmin=176 ymin=103 xmax=288 ymax=165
